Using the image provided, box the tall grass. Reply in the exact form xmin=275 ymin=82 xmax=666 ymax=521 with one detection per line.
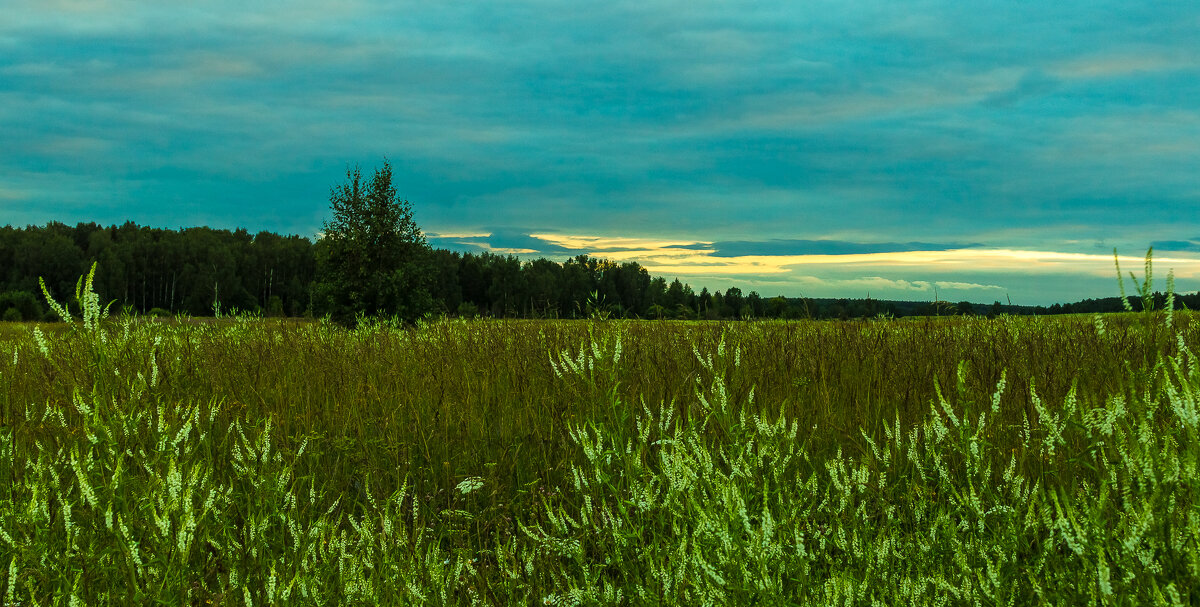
xmin=0 ymin=263 xmax=1196 ymax=603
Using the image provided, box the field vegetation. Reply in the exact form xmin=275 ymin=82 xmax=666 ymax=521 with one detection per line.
xmin=1 ymin=262 xmax=1198 ymax=604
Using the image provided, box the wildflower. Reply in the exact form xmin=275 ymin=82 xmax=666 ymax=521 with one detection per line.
xmin=5 ymin=557 xmax=16 ymax=605
xmin=32 ymin=327 xmax=50 ymax=358
xmin=39 ymin=276 xmax=73 ymax=324
xmin=456 ymin=477 xmax=484 ymax=495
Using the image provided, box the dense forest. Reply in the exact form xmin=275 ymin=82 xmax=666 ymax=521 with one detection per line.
xmin=0 ymin=220 xmax=1188 ymax=322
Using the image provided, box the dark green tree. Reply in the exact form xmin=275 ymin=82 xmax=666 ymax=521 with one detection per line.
xmin=314 ymin=160 xmax=433 ymax=325
xmin=459 ymin=253 xmax=489 ymax=311
xmin=746 ymin=291 xmax=763 ymax=317
xmin=708 ymin=292 xmax=726 ymax=320
xmin=428 ymin=249 xmax=464 ymax=314
xmin=724 ymin=287 xmax=744 ymax=317
xmin=524 ymin=258 xmax=562 ymax=317
xmin=665 ymin=279 xmax=687 ymax=312
xmin=560 ymin=256 xmax=598 ymax=317
xmin=767 ymin=296 xmax=789 ymax=318
xmin=0 ymin=291 xmax=43 ymax=321
xmin=486 ymin=255 xmax=523 ymax=316
xmin=644 ymin=276 xmax=667 ymax=316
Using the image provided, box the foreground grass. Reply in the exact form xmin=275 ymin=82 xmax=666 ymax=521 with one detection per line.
xmin=1 ymin=293 xmax=1198 ymax=603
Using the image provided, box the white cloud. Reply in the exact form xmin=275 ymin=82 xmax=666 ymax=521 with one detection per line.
xmin=1051 ymin=51 xmax=1200 ymax=80
xmin=790 ymin=276 xmax=1002 ymax=293
xmin=531 ymin=233 xmax=705 ymax=251
xmin=933 ymin=281 xmax=1004 ymax=291
xmin=0 ymin=186 xmax=27 ymax=201
xmin=427 ymin=231 xmax=490 ymax=239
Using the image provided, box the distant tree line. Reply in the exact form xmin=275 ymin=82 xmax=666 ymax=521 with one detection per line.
xmin=0 ymin=219 xmax=785 ymax=321
xmin=0 ymin=221 xmax=314 ymax=321
xmin=3 ymin=219 xmax=1187 ymax=323
xmin=2 ymin=163 xmax=1188 ymax=323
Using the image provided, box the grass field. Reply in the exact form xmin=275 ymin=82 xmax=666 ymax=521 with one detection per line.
xmin=1 ymin=274 xmax=1198 ymax=604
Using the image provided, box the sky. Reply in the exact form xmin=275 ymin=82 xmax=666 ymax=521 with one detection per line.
xmin=2 ymin=1 xmax=1200 ymax=305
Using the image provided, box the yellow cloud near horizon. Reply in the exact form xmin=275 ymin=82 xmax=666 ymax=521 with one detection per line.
xmin=534 ymin=236 xmax=1200 ymax=288
xmin=428 ymin=231 xmax=1200 ymax=294
xmin=530 ymin=233 xmax=706 ymax=251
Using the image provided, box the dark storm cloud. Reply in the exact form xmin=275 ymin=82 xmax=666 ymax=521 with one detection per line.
xmin=1152 ymin=239 xmax=1200 ymax=253
xmin=427 ymin=229 xmax=575 ymax=255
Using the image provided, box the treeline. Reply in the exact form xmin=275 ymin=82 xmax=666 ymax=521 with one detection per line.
xmin=0 ymin=221 xmax=1189 ymax=322
xmin=0 ymin=221 xmax=778 ymax=321
xmin=0 ymin=222 xmax=314 ymax=320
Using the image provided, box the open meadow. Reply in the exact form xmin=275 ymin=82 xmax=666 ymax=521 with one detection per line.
xmin=1 ymin=283 xmax=1198 ymax=604
xmin=8 ymin=0 xmax=1200 ymax=603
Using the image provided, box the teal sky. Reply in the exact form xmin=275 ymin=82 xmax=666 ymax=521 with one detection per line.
xmin=3 ymin=1 xmax=1200 ymax=304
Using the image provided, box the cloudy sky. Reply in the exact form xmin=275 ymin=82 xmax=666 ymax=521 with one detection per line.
xmin=3 ymin=1 xmax=1199 ymax=304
